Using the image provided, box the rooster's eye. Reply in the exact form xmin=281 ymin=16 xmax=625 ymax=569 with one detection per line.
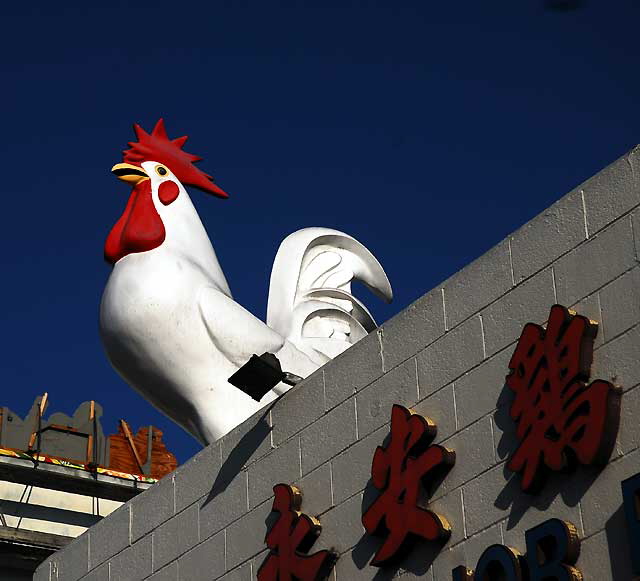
xmin=155 ymin=165 xmax=168 ymax=177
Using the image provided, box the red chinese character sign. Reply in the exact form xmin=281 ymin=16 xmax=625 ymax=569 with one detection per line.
xmin=363 ymin=404 xmax=455 ymax=566
xmin=258 ymin=484 xmax=336 ymax=581
xmin=506 ymin=304 xmax=621 ymax=493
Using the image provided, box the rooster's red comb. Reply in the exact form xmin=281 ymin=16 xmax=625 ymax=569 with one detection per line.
xmin=123 ymin=119 xmax=228 ymax=198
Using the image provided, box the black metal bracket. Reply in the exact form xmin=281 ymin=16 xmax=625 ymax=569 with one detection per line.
xmin=228 ymin=353 xmax=302 ymax=401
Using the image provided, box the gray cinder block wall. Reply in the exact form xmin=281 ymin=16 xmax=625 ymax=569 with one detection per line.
xmin=36 ymin=146 xmax=640 ymax=581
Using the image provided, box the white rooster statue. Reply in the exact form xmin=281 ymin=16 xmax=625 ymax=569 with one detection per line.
xmin=100 ymin=120 xmax=392 ymax=445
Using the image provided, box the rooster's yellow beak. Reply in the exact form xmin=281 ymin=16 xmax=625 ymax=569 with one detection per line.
xmin=111 ymin=163 xmax=149 ymax=185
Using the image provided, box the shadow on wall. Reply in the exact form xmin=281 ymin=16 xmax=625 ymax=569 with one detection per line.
xmin=493 ymin=383 xmax=604 ymax=530
xmin=605 ymin=504 xmax=634 ymax=580
xmin=352 ymin=533 xmax=442 ymax=581
xmin=202 ymin=404 xmax=274 ymax=507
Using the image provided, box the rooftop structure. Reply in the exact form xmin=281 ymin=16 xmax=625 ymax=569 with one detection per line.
xmin=0 ymin=395 xmax=177 ymax=579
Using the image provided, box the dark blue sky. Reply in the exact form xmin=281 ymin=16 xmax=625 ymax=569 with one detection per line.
xmin=2 ymin=1 xmax=639 ymax=463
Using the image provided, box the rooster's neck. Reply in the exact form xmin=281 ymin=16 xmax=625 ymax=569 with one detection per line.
xmin=160 ymin=193 xmax=232 ymax=297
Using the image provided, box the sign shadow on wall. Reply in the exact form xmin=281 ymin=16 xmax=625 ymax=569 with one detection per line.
xmin=493 ymin=382 xmax=603 ymax=530
xmin=605 ymin=503 xmax=634 ymax=580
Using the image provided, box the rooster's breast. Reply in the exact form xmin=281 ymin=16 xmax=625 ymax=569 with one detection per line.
xmin=99 ymin=251 xmax=233 ymax=430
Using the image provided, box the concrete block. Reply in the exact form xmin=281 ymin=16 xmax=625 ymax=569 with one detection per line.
xmin=380 ymin=288 xmax=445 ymax=371
xmin=617 ymin=385 xmax=640 ymax=456
xmin=174 ymin=442 xmax=221 ymax=513
xmin=226 ymin=500 xmax=273 ymax=570
xmin=295 ymin=461 xmax=333 ymax=517
xmin=481 ymin=268 xmax=555 ymax=357
xmin=33 ymin=562 xmax=50 ymax=581
xmin=430 ymin=488 xmax=465 ymax=546
xmin=554 ymin=216 xmax=636 ymax=307
xmin=580 ymin=448 xmax=640 ymax=536
xmin=599 ymin=267 xmax=640 ymax=343
xmin=439 ymin=418 xmax=496 ymax=496
xmin=199 ymin=469 xmax=248 ymax=541
xmin=318 ymin=493 xmax=365 ymax=555
xmin=576 ymin=531 xmax=614 ymax=581
xmin=453 ymin=349 xmax=510 ymax=430
xmin=324 ymin=331 xmax=383 ymax=411
xmin=634 ymin=208 xmax=640 ymax=258
xmin=300 ymin=398 xmax=357 ymax=476
xmin=177 ymin=531 xmax=225 ymax=581
xmin=355 ymin=358 xmax=419 ymax=439
xmin=153 ymin=504 xmax=199 ymax=571
xmin=88 ymin=503 xmax=130 ymax=568
xmin=592 ymin=323 xmax=640 ymax=392
xmin=500 ymin=483 xmax=583 ymax=549
xmin=417 ymin=316 xmax=485 ymax=398
xmin=149 ymin=562 xmax=178 ymax=581
xmin=220 ymin=408 xmax=273 ymax=471
xmin=131 ymin=473 xmax=175 ymax=542
xmin=578 ymin=512 xmax=635 ymax=581
xmin=582 ymin=146 xmax=640 ymax=236
xmin=442 ymin=240 xmax=514 ymax=328
xmin=271 ymin=370 xmax=325 ymax=445
xmin=333 ymin=551 xmax=378 ymax=581
xmin=218 ymin=561 xmax=252 ymax=581
xmin=252 ymin=550 xmax=269 ymax=580
xmin=50 ymin=533 xmax=88 ymax=581
xmin=248 ymin=436 xmax=301 ymax=509
xmin=414 ymin=383 xmax=457 ymax=443
xmin=331 ymin=424 xmax=388 ymax=506
xmin=335 ymin=549 xmax=436 ymax=580
xmin=79 ymin=563 xmax=109 ymax=581
xmin=570 ymin=292 xmax=604 ymax=347
xmin=460 ymin=465 xmax=507 ymax=537
xmin=510 ymin=188 xmax=587 ymax=283
xmin=432 ymin=522 xmax=503 ymax=581
xmin=109 ymin=534 xmax=152 ymax=581
xmin=395 ymin=567 xmax=434 ymax=581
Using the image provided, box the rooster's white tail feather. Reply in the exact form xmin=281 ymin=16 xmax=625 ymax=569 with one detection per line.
xmin=267 ymin=228 xmax=392 ymax=365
